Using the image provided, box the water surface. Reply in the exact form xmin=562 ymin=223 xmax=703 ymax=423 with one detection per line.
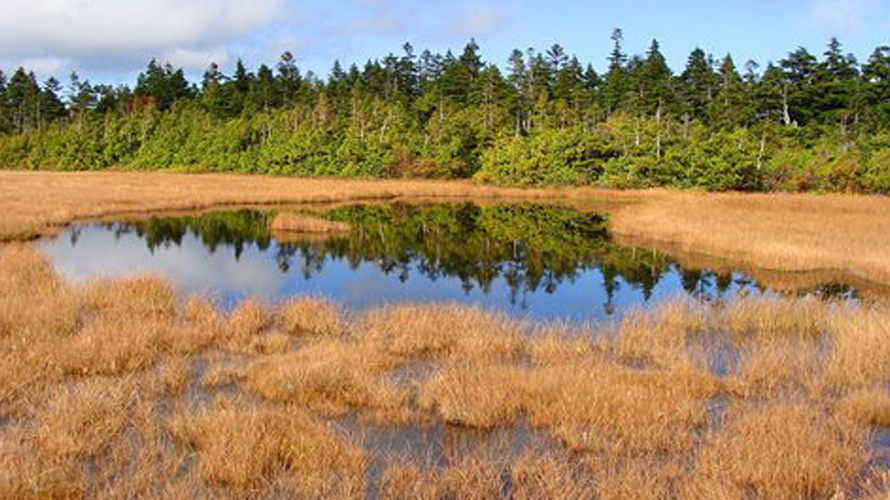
xmin=38 ymin=203 xmax=852 ymax=322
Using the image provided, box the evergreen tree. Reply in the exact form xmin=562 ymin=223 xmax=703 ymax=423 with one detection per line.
xmin=0 ymin=70 xmax=10 ymax=134
xmin=135 ymin=60 xmax=191 ymax=111
xmin=679 ymin=48 xmax=717 ymax=120
xmin=863 ymin=45 xmax=890 ymax=128
xmin=635 ymin=40 xmax=674 ymax=116
xmin=780 ymin=47 xmax=818 ymax=125
xmin=276 ymin=51 xmax=302 ymax=106
xmin=506 ymin=49 xmax=529 ymax=134
xmin=1 ymin=37 xmax=890 ymax=192
xmin=710 ymin=54 xmax=749 ymax=128
xmin=814 ymin=38 xmax=860 ymax=129
xmin=602 ymin=28 xmax=631 ymax=113
xmin=41 ymin=77 xmax=67 ymax=120
xmin=6 ymin=68 xmax=43 ymax=131
xmin=201 ymin=62 xmax=226 ymax=116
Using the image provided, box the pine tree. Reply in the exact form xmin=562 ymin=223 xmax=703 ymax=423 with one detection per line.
xmin=679 ymin=48 xmax=717 ymax=121
xmin=863 ymin=45 xmax=890 ymax=128
xmin=0 ymin=70 xmax=9 ymax=134
xmin=814 ymin=38 xmax=860 ymax=130
xmin=635 ymin=40 xmax=674 ymax=116
xmin=506 ymin=49 xmax=530 ymax=135
xmin=710 ymin=54 xmax=749 ymax=128
xmin=780 ymin=47 xmax=818 ymax=125
xmin=276 ymin=51 xmax=302 ymax=107
xmin=41 ymin=77 xmax=67 ymax=121
xmin=601 ymin=28 xmax=631 ymax=113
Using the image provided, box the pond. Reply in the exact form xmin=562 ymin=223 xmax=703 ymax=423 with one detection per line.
xmin=37 ymin=202 xmax=855 ymax=322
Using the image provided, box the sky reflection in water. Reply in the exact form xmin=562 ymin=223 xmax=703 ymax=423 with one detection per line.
xmin=37 ymin=203 xmax=807 ymax=322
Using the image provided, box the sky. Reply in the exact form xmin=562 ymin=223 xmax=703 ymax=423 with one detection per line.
xmin=2 ymin=0 xmax=890 ymax=84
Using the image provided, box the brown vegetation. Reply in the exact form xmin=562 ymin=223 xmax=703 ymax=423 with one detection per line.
xmin=3 ymin=171 xmax=890 ymax=291
xmin=609 ymin=189 xmax=890 ymax=286
xmin=3 ymin=243 xmax=890 ymax=498
xmin=271 ymin=212 xmax=351 ymax=234
xmin=169 ymin=396 xmax=367 ymax=497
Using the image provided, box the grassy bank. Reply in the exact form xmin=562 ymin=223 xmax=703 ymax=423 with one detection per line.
xmin=2 ymin=243 xmax=890 ymax=498
xmin=2 ymin=171 xmax=890 ymax=289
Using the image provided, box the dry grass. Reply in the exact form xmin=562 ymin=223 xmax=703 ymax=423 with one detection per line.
xmin=271 ymin=212 xmax=351 ymax=234
xmin=727 ymin=338 xmax=824 ymax=398
xmin=280 ymin=296 xmax=343 ymax=336
xmin=169 ymin=396 xmax=367 ymax=497
xmin=721 ymin=294 xmax=830 ymax=340
xmin=2 ymin=171 xmax=890 ymax=292
xmin=418 ymin=358 xmax=719 ymax=456
xmin=615 ymin=298 xmax=709 ymax=368
xmin=837 ymin=388 xmax=890 ymax=427
xmin=379 ymin=454 xmax=504 ymax=500
xmin=686 ymin=402 xmax=868 ymax=500
xmin=157 ymin=356 xmax=191 ymax=395
xmin=590 ymin=454 xmax=686 ymax=500
xmin=4 ymin=244 xmax=890 ymax=498
xmin=524 ymin=361 xmax=720 ymax=456
xmin=511 ymin=449 xmax=594 ymax=500
xmin=380 ymin=447 xmax=594 ymax=500
xmin=0 ymin=172 xmax=584 ymax=242
xmin=244 ymin=339 xmax=408 ymax=417
xmin=609 ymin=189 xmax=890 ymax=285
xmin=824 ymin=308 xmax=890 ymax=390
xmin=419 ymin=361 xmax=528 ymax=428
xmin=31 ymin=377 xmax=135 ymax=458
xmin=361 ymin=303 xmax=526 ymax=360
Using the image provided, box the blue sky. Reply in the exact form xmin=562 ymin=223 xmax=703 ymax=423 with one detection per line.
xmin=2 ymin=0 xmax=890 ymax=83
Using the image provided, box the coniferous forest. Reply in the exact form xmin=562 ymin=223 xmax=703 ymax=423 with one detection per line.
xmin=2 ymin=31 xmax=890 ymax=192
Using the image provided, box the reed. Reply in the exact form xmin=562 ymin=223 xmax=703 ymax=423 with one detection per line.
xmin=271 ymin=212 xmax=350 ymax=234
xmin=3 ymin=171 xmax=890 ymax=291
xmin=1 ymin=244 xmax=889 ymax=498
xmin=686 ymin=402 xmax=868 ymax=500
xmin=169 ymin=396 xmax=367 ymax=497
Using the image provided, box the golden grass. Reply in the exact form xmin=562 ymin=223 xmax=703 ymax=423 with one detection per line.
xmin=169 ymin=396 xmax=367 ymax=497
xmin=524 ymin=361 xmax=720 ymax=456
xmin=590 ymin=454 xmax=685 ymax=500
xmin=609 ymin=189 xmax=890 ymax=286
xmin=511 ymin=449 xmax=594 ymax=500
xmin=2 ymin=171 xmax=890 ymax=292
xmin=271 ymin=212 xmax=350 ymax=234
xmin=727 ymin=338 xmax=824 ymax=398
xmin=379 ymin=454 xmax=503 ymax=500
xmin=721 ymin=294 xmax=830 ymax=340
xmin=31 ymin=377 xmax=135 ymax=458
xmin=837 ymin=388 xmax=890 ymax=427
xmin=280 ymin=296 xmax=343 ymax=336
xmin=686 ymin=402 xmax=868 ymax=500
xmin=824 ymin=308 xmax=890 ymax=390
xmin=418 ymin=361 xmax=528 ymax=428
xmin=380 ymin=447 xmax=595 ymax=500
xmin=361 ymin=303 xmax=526 ymax=360
xmin=0 ymin=172 xmax=583 ymax=242
xmin=3 ymin=244 xmax=890 ymax=498
xmin=244 ymin=339 xmax=408 ymax=417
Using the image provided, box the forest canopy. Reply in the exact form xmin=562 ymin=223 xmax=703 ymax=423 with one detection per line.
xmin=2 ymin=31 xmax=890 ymax=192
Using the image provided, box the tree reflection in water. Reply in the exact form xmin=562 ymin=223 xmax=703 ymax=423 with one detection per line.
xmin=90 ymin=203 xmax=857 ymax=313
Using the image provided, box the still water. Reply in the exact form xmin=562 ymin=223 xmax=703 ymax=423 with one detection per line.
xmin=37 ymin=203 xmax=849 ymax=322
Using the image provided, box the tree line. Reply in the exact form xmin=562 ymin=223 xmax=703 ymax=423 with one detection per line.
xmin=2 ymin=31 xmax=890 ymax=191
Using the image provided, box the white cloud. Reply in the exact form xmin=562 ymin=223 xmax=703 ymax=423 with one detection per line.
xmin=164 ymin=47 xmax=231 ymax=71
xmin=344 ymin=13 xmax=403 ymax=34
xmin=0 ymin=56 xmax=74 ymax=76
xmin=808 ymin=0 xmax=878 ymax=33
xmin=445 ymin=5 xmax=503 ymax=36
xmin=0 ymin=0 xmax=291 ymax=72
